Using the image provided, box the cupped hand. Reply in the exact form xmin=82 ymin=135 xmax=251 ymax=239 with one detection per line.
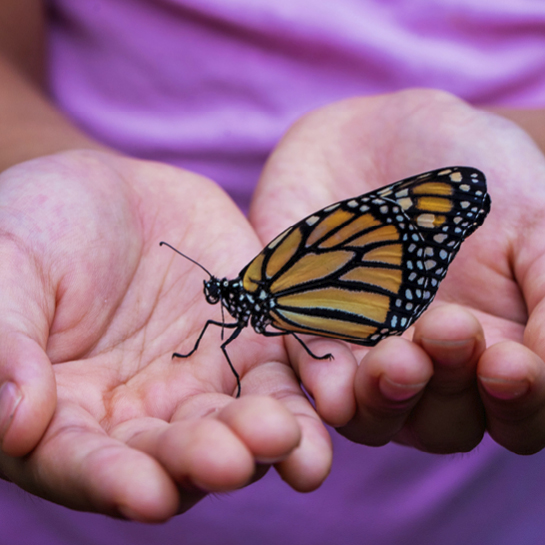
xmin=250 ymin=89 xmax=545 ymax=455
xmin=0 ymin=150 xmax=331 ymax=521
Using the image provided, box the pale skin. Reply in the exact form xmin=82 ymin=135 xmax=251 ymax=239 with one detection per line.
xmin=2 ymin=0 xmax=545 ymax=524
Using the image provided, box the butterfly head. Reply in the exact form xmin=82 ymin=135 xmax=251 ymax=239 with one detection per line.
xmin=203 ymin=277 xmax=222 ymax=305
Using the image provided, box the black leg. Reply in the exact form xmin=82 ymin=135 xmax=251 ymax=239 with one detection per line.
xmin=172 ymin=320 xmax=238 ymax=359
xmin=260 ymin=330 xmax=333 ymax=361
xmin=290 ymin=333 xmax=333 ymax=361
xmin=172 ymin=319 xmax=243 ymax=398
xmin=220 ymin=326 xmax=244 ymax=398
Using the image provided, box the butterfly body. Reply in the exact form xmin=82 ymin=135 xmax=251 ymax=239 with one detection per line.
xmin=162 ymin=166 xmax=491 ymax=396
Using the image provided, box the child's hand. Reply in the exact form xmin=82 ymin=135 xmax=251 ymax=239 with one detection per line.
xmin=251 ymin=89 xmax=545 ymax=455
xmin=0 ymin=150 xmax=331 ymax=521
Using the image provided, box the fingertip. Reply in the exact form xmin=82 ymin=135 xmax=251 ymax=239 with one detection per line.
xmin=478 ymin=341 xmax=541 ymax=382
xmin=478 ymin=341 xmax=541 ymax=400
xmin=0 ymin=340 xmax=56 ymax=457
xmin=290 ymin=338 xmax=358 ymax=427
xmin=0 ymin=381 xmax=23 ymax=449
xmin=378 ymin=375 xmax=429 ymax=402
xmin=479 ymin=377 xmax=530 ymax=400
xmin=275 ymin=420 xmax=332 ymax=492
xmin=109 ymin=456 xmax=180 ymax=522
xmin=218 ymin=395 xmax=301 ymax=462
xmin=477 ymin=341 xmax=545 ymax=454
xmin=416 ymin=304 xmax=483 ymax=337
xmin=189 ymin=421 xmax=256 ymax=491
xmin=78 ymin=439 xmax=181 ymax=522
xmin=414 ymin=304 xmax=485 ymax=364
xmin=358 ymin=337 xmax=434 ymax=397
xmin=158 ymin=419 xmax=256 ymax=492
xmin=337 ymin=338 xmax=432 ymax=446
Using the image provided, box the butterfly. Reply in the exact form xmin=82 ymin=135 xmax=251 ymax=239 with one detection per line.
xmin=161 ymin=166 xmax=491 ymax=397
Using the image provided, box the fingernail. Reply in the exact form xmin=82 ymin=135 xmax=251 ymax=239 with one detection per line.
xmin=0 ymin=382 xmax=23 ymax=442
xmin=480 ymin=377 xmax=529 ymax=400
xmin=419 ymin=337 xmax=476 ymax=367
xmin=379 ymin=376 xmax=426 ymax=402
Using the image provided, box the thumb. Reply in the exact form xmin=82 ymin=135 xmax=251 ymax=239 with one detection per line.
xmin=0 ymin=245 xmax=56 ymax=457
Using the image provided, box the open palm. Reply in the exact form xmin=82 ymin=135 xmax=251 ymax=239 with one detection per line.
xmin=0 ymin=151 xmax=331 ymax=521
xmin=251 ymin=89 xmax=545 ymax=455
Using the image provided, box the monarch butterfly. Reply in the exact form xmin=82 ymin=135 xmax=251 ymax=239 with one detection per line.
xmin=161 ymin=166 xmax=490 ymax=397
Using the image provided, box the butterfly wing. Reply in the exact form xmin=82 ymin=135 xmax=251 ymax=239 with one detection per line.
xmin=240 ymin=167 xmax=490 ymax=346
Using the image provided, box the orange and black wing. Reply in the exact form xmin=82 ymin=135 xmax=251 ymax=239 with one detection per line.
xmin=239 ymin=167 xmax=490 ymax=346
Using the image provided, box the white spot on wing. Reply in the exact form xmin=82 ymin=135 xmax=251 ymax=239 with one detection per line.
xmin=450 ymin=172 xmax=463 ymax=182
xmin=398 ymin=197 xmax=413 ymax=211
xmin=417 ymin=214 xmax=436 ymax=228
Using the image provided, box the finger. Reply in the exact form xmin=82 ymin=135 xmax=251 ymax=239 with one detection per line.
xmin=478 ymin=341 xmax=545 ymax=454
xmin=406 ymin=305 xmax=486 ymax=453
xmin=338 ymin=337 xmax=433 ymax=446
xmin=241 ymin=359 xmax=333 ymax=491
xmin=0 ymin=245 xmax=56 ymax=456
xmin=285 ymin=336 xmax=358 ymax=427
xmin=216 ymin=394 xmax=301 ymax=463
xmin=120 ymin=393 xmax=302 ymax=494
xmin=124 ymin=416 xmax=256 ymax=493
xmin=274 ymin=414 xmax=332 ymax=492
xmin=1 ymin=402 xmax=179 ymax=522
xmin=0 ymin=333 xmax=56 ymax=456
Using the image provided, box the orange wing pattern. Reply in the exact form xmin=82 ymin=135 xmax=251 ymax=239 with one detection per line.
xmin=238 ymin=166 xmax=490 ymax=345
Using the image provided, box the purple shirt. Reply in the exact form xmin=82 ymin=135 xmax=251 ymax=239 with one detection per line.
xmin=2 ymin=1 xmax=544 ymax=543
xmin=46 ymin=0 xmax=545 ymax=211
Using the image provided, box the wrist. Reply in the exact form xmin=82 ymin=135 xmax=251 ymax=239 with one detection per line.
xmin=0 ymin=55 xmax=108 ymax=172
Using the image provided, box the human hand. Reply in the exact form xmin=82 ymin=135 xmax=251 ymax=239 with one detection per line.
xmin=0 ymin=150 xmax=331 ymax=521
xmin=250 ymin=89 xmax=545 ymax=455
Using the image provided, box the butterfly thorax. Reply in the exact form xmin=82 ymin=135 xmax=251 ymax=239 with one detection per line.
xmin=204 ymin=276 xmax=273 ymax=331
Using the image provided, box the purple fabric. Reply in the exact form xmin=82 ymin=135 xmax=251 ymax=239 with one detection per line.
xmin=46 ymin=0 xmax=545 ymax=210
xmin=4 ymin=0 xmax=544 ymax=542
xmin=2 ymin=434 xmax=545 ymax=544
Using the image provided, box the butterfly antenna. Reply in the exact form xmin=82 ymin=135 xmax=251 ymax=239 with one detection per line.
xmin=159 ymin=241 xmax=213 ymax=278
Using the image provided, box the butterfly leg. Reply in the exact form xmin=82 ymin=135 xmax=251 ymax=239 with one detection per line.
xmin=173 ymin=320 xmax=242 ymax=397
xmin=291 ymin=333 xmax=333 ymax=361
xmin=173 ymin=320 xmax=239 ymax=359
xmin=260 ymin=330 xmax=333 ymax=362
xmin=219 ymin=326 xmax=244 ymax=398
